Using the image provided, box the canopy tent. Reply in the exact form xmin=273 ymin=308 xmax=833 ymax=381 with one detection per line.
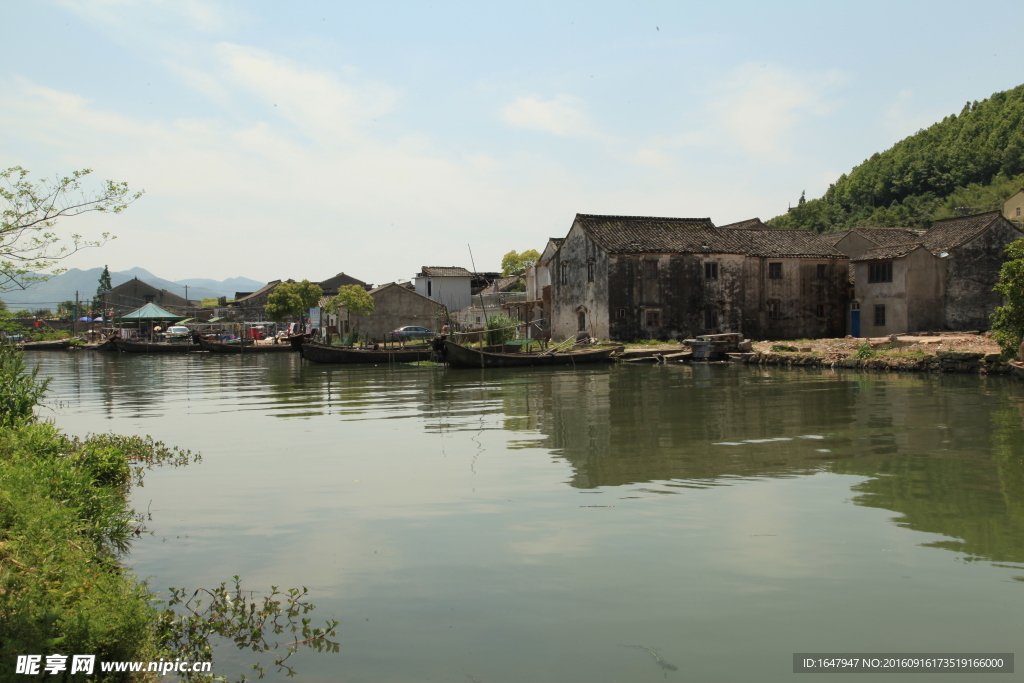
xmin=115 ymin=303 xmax=186 ymax=322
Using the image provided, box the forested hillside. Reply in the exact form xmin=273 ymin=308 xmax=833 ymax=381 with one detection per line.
xmin=768 ymin=84 xmax=1024 ymax=233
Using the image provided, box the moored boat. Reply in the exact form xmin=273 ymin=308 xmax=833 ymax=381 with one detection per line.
xmin=199 ymin=338 xmax=295 ymax=353
xmin=301 ymin=341 xmax=433 ymax=364
xmin=18 ymin=339 xmax=73 ymax=351
xmin=440 ymin=339 xmax=619 ymax=368
xmin=113 ymin=339 xmax=203 ymax=353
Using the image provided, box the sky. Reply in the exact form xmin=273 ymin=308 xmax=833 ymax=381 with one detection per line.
xmin=3 ymin=0 xmax=1024 ymax=287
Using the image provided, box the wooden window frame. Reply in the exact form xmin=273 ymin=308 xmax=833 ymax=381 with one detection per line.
xmin=704 ymin=262 xmax=719 ymax=280
xmin=560 ymin=262 xmax=568 ymax=285
xmin=643 ymin=260 xmax=658 ymax=280
xmin=816 ymin=264 xmax=827 ymax=280
xmin=768 ymin=262 xmax=783 ymax=279
xmin=767 ymin=299 xmax=781 ymax=319
xmin=704 ymin=308 xmax=718 ymax=329
xmin=587 ymin=260 xmax=595 ymax=283
xmin=874 ymin=304 xmax=886 ymax=327
xmin=868 ymin=262 xmax=893 ymax=283
xmin=645 ymin=309 xmax=661 ymax=328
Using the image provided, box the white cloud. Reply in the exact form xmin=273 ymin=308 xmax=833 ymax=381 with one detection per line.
xmin=709 ymin=63 xmax=842 ymax=159
xmin=500 ymin=94 xmax=596 ymax=137
xmin=58 ymin=0 xmax=229 ymax=32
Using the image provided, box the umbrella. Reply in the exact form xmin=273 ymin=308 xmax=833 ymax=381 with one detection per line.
xmin=79 ymin=316 xmax=91 ymax=321
xmin=93 ymin=317 xmax=104 ymax=321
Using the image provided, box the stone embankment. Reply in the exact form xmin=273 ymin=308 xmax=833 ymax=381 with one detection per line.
xmin=729 ymin=350 xmax=1019 ymax=376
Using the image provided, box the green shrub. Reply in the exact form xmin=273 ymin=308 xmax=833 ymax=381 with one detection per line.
xmin=485 ymin=314 xmax=518 ymax=346
xmin=853 ymin=344 xmax=877 ymax=359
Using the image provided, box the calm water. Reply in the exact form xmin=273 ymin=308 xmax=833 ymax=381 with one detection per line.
xmin=28 ymin=351 xmax=1024 ymax=682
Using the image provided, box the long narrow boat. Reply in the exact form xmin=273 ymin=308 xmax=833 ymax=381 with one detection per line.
xmin=301 ymin=341 xmax=433 ymax=364
xmin=199 ymin=338 xmax=295 ymax=353
xmin=113 ymin=340 xmax=203 ymax=353
xmin=18 ymin=339 xmax=73 ymax=350
xmin=441 ymin=339 xmax=618 ymax=368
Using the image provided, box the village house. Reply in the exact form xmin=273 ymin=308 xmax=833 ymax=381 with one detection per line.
xmin=316 ymin=272 xmax=372 ymax=295
xmin=231 ymin=280 xmax=284 ymax=321
xmin=512 ymin=238 xmax=563 ymax=338
xmin=851 ymin=211 xmax=1023 ymax=335
xmin=414 ymin=266 xmax=474 ymax=313
xmin=1004 ymin=188 xmax=1024 ymax=226
xmin=103 ymin=277 xmax=200 ymax=318
xmin=550 ymin=214 xmax=849 ymax=342
xmin=321 ymin=282 xmax=447 ymax=341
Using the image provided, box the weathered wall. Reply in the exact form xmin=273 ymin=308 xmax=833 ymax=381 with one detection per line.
xmin=855 ymin=258 xmax=908 ymax=337
xmin=104 ymin=279 xmax=195 ymax=316
xmin=744 ymin=258 xmax=848 ymax=340
xmin=328 ymin=284 xmax=446 ymax=341
xmin=904 ymin=249 xmax=945 ymax=332
xmin=550 ymin=225 xmax=610 ymax=340
xmin=833 ymin=232 xmax=879 ymax=259
xmin=944 ymin=219 xmax=1023 ymax=330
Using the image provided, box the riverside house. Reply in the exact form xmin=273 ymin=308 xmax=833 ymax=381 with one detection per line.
xmin=851 ymin=211 xmax=1023 ymax=335
xmin=549 ymin=214 xmax=849 ymax=342
xmin=104 ymin=277 xmax=200 ymax=318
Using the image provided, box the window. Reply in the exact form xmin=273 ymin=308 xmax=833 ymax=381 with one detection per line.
xmin=560 ymin=262 xmax=568 ymax=285
xmin=617 ymin=308 xmax=627 ymax=318
xmin=587 ymin=261 xmax=595 ymax=283
xmin=1018 ymin=207 xmax=1021 ymax=217
xmin=874 ymin=304 xmax=886 ymax=327
xmin=645 ymin=309 xmax=661 ymax=327
xmin=643 ymin=260 xmax=658 ymax=280
xmin=704 ymin=308 xmax=719 ymax=329
xmin=816 ymin=264 xmax=827 ymax=279
xmin=768 ymin=262 xmax=782 ymax=279
xmin=767 ymin=300 xmax=781 ymax=319
xmin=578 ymin=310 xmax=587 ymax=331
xmin=427 ymin=281 xmax=432 ymax=297
xmin=816 ymin=303 xmax=827 ymax=318
xmin=704 ymin=262 xmax=719 ymax=280
xmin=868 ymin=262 xmax=893 ymax=283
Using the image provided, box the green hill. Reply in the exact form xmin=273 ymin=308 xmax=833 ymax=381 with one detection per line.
xmin=768 ymin=84 xmax=1024 ymax=233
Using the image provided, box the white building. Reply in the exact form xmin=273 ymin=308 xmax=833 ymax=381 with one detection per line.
xmin=414 ymin=266 xmax=474 ymax=313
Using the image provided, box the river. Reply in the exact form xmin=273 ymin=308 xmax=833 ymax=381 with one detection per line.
xmin=28 ymin=351 xmax=1024 ymax=682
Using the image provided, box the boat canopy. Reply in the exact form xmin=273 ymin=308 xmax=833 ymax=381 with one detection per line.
xmin=116 ymin=303 xmax=186 ymax=322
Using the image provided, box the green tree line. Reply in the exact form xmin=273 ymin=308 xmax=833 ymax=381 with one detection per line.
xmin=769 ymin=84 xmax=1024 ymax=233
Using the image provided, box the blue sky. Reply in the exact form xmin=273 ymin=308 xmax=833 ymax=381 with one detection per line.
xmin=3 ymin=0 xmax=1024 ymax=285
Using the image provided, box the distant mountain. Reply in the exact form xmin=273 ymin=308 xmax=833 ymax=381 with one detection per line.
xmin=0 ymin=268 xmax=265 ymax=308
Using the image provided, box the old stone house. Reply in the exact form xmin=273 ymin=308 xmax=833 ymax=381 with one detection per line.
xmin=317 ymin=272 xmax=372 ymax=295
xmin=322 ymin=282 xmax=448 ymax=341
xmin=550 ymin=214 xmax=849 ymax=341
xmin=414 ymin=266 xmax=474 ymax=313
xmin=231 ymin=280 xmax=284 ymax=321
xmin=851 ymin=211 xmax=1023 ymax=335
xmin=104 ymin=277 xmax=200 ymax=318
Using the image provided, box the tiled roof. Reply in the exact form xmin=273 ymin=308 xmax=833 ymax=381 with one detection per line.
xmin=850 ymin=243 xmax=927 ymax=262
xmin=851 ymin=227 xmax=927 ymax=245
xmin=573 ymin=214 xmax=845 ymax=258
xmin=818 ymin=230 xmax=850 ymax=246
xmin=716 ymin=217 xmax=768 ymax=229
xmin=418 ymin=266 xmax=474 ymax=277
xmin=921 ymin=211 xmax=1005 ymax=252
xmin=234 ymin=280 xmax=282 ymax=304
xmin=317 ymin=272 xmax=369 ymax=292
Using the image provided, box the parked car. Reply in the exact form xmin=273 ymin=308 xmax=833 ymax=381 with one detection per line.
xmin=164 ymin=326 xmax=191 ymax=341
xmin=386 ymin=326 xmax=434 ymax=342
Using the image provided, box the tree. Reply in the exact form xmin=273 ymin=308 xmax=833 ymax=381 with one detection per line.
xmin=32 ymin=308 xmax=51 ymax=318
xmin=327 ymin=285 xmax=375 ymax=343
xmin=13 ymin=309 xmax=31 ymax=319
xmin=57 ymin=300 xmax=77 ymax=320
xmin=264 ymin=280 xmax=323 ymax=326
xmin=92 ymin=265 xmax=112 ymax=313
xmin=501 ymin=249 xmax=541 ymax=277
xmin=990 ymin=237 xmax=1024 ymax=357
xmin=1 ymin=169 xmax=142 ymax=292
xmin=485 ymin=313 xmax=518 ymax=345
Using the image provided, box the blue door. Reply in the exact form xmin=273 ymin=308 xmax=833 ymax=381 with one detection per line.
xmin=850 ymin=302 xmax=861 ymax=338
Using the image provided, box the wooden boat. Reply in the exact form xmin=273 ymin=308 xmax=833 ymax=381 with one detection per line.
xmin=441 ymin=339 xmax=619 ymax=368
xmin=301 ymin=341 xmax=433 ymax=364
xmin=199 ymin=338 xmax=295 ymax=353
xmin=113 ymin=339 xmax=203 ymax=353
xmin=18 ymin=339 xmax=73 ymax=350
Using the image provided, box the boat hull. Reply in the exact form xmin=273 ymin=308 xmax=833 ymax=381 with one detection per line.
xmin=113 ymin=340 xmax=203 ymax=353
xmin=199 ymin=339 xmax=295 ymax=353
xmin=18 ymin=340 xmax=73 ymax=350
xmin=441 ymin=339 xmax=617 ymax=368
xmin=301 ymin=342 xmax=433 ymax=364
